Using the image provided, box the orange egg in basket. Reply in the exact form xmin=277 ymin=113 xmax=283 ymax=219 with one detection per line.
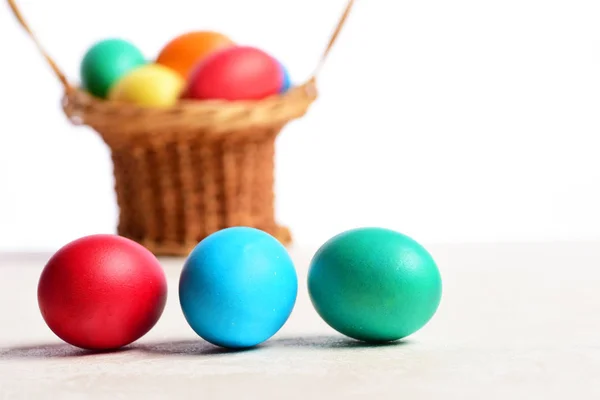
xmin=156 ymin=31 xmax=235 ymax=79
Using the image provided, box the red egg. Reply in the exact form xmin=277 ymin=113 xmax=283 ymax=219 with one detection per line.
xmin=186 ymin=46 xmax=283 ymax=101
xmin=37 ymin=234 xmax=168 ymax=350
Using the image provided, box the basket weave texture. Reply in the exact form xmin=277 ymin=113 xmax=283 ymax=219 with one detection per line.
xmin=8 ymin=0 xmax=354 ymax=256
xmin=62 ymin=83 xmax=318 ymax=255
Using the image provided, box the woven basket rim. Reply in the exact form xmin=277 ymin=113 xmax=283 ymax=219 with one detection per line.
xmin=61 ymin=78 xmax=319 ymax=136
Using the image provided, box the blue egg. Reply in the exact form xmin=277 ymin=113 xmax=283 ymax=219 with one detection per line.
xmin=179 ymin=227 xmax=298 ymax=349
xmin=280 ymin=62 xmax=292 ymax=93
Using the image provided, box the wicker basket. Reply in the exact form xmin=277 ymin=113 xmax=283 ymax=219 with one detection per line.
xmin=8 ymin=0 xmax=354 ymax=256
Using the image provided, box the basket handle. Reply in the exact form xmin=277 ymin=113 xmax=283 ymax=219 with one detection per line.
xmin=311 ymin=0 xmax=356 ymax=79
xmin=7 ymin=0 xmax=72 ymax=92
xmin=7 ymin=0 xmax=355 ymax=90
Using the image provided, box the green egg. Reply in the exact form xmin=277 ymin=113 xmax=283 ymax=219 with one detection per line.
xmin=80 ymin=38 xmax=146 ymax=98
xmin=308 ymin=227 xmax=442 ymax=343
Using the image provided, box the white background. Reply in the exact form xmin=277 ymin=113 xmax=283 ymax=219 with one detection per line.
xmin=2 ymin=0 xmax=600 ymax=252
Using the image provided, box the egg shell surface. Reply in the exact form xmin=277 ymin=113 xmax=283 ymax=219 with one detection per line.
xmin=179 ymin=227 xmax=298 ymax=349
xmin=108 ymin=64 xmax=185 ymax=107
xmin=279 ymin=62 xmax=292 ymax=93
xmin=37 ymin=234 xmax=168 ymax=350
xmin=80 ymin=38 xmax=146 ymax=98
xmin=156 ymin=31 xmax=235 ymax=79
xmin=308 ymin=227 xmax=442 ymax=343
xmin=186 ymin=46 xmax=284 ymax=101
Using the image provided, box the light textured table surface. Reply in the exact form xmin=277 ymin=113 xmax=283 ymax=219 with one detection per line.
xmin=0 ymin=242 xmax=599 ymax=399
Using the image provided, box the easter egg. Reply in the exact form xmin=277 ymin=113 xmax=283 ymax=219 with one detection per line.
xmin=38 ymin=234 xmax=168 ymax=350
xmin=308 ymin=227 xmax=442 ymax=343
xmin=108 ymin=64 xmax=185 ymax=107
xmin=279 ymin=62 xmax=292 ymax=93
xmin=186 ymin=46 xmax=284 ymax=101
xmin=156 ymin=31 xmax=235 ymax=79
xmin=80 ymin=38 xmax=146 ymax=98
xmin=179 ymin=227 xmax=298 ymax=349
